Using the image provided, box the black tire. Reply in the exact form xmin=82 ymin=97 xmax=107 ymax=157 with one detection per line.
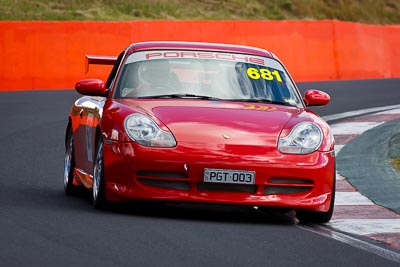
xmin=296 ymin=178 xmax=336 ymax=224
xmin=92 ymin=138 xmax=108 ymax=209
xmin=64 ymin=127 xmax=79 ymax=195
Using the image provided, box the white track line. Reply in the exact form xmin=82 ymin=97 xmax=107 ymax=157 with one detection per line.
xmin=322 ymin=104 xmax=400 ymax=122
xmin=328 ymin=219 xmax=400 ymax=235
xmin=336 ymin=171 xmax=346 ymax=180
xmin=299 ymin=225 xmax=400 ymax=263
xmin=330 ymin=122 xmax=384 ymax=135
xmin=376 ymin=108 xmax=400 ymax=115
xmin=335 ymin=192 xmax=375 ymax=206
xmin=335 ymin=145 xmax=344 ymax=155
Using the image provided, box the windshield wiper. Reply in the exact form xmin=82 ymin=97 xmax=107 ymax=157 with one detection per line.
xmin=137 ymin=94 xmax=221 ymax=100
xmin=137 ymin=95 xmax=294 ymax=106
xmin=227 ymin=98 xmax=294 ymax=106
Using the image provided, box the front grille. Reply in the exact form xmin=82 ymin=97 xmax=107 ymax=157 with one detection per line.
xmin=269 ymin=177 xmax=314 ymax=185
xmin=263 ymin=186 xmax=313 ymax=194
xmin=136 ymin=172 xmax=314 ymax=195
xmin=136 ymin=170 xmax=188 ymax=179
xmin=197 ymin=183 xmax=257 ymax=193
xmin=264 ymin=177 xmax=314 ymax=194
xmin=137 ymin=179 xmax=190 ymax=191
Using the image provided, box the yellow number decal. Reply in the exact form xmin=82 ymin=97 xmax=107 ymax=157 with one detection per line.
xmin=247 ymin=68 xmax=261 ymax=79
xmin=271 ymin=70 xmax=283 ymax=82
xmin=247 ymin=68 xmax=283 ymax=82
xmin=260 ymin=69 xmax=273 ymax=80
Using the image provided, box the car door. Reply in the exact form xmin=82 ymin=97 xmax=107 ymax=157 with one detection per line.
xmin=74 ymin=50 xmax=126 ymax=180
xmin=73 ymin=97 xmax=101 ymax=176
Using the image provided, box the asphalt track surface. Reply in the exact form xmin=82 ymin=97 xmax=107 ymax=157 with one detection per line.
xmin=0 ymin=78 xmax=399 ymax=266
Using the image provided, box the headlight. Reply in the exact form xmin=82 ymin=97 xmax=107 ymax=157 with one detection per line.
xmin=124 ymin=114 xmax=176 ymax=147
xmin=278 ymin=122 xmax=322 ymax=154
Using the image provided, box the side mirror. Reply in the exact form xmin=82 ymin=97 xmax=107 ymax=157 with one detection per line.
xmin=304 ymin=89 xmax=330 ymax=106
xmin=75 ymin=79 xmax=108 ymax=96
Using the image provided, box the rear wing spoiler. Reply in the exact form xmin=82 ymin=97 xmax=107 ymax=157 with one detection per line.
xmin=85 ymin=55 xmax=117 ymax=73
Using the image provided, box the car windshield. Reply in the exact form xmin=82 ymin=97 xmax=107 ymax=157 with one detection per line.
xmin=114 ymin=50 xmax=302 ymax=107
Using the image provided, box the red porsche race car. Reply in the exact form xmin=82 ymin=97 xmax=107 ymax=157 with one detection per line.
xmin=64 ymin=41 xmax=335 ymax=223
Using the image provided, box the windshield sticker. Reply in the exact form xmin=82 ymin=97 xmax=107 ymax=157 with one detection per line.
xmin=247 ymin=68 xmax=283 ymax=82
xmin=125 ymin=50 xmax=285 ymax=71
xmin=145 ymin=51 xmax=266 ymax=65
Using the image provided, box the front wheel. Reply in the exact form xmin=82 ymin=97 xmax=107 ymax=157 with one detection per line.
xmin=296 ymin=185 xmax=335 ymax=224
xmin=64 ymin=128 xmax=79 ymax=195
xmin=92 ymin=138 xmax=108 ymax=209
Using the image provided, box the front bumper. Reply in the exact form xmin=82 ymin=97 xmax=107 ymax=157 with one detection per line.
xmin=103 ymin=140 xmax=335 ymax=212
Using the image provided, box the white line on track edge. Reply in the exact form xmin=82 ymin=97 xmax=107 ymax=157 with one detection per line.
xmin=298 ymin=224 xmax=400 ymax=264
xmin=322 ymin=104 xmax=400 ymax=122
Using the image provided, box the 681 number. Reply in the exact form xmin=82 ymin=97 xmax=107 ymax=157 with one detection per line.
xmin=247 ymin=68 xmax=283 ymax=82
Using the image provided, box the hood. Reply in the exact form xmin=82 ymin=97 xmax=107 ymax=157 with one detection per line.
xmin=119 ymin=99 xmax=300 ymax=148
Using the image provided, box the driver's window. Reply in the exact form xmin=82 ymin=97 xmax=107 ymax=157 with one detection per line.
xmin=106 ymin=50 xmax=126 ymax=89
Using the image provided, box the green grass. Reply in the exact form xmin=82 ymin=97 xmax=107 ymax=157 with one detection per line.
xmin=0 ymin=0 xmax=399 ymax=24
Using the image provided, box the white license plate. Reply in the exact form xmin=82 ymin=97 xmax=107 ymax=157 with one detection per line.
xmin=204 ymin=168 xmax=255 ymax=184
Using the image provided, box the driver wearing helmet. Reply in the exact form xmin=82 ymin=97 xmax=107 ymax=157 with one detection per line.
xmin=122 ymin=59 xmax=181 ymax=97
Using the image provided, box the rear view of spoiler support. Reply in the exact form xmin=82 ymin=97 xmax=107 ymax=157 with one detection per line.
xmin=85 ymin=55 xmax=117 ymax=73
